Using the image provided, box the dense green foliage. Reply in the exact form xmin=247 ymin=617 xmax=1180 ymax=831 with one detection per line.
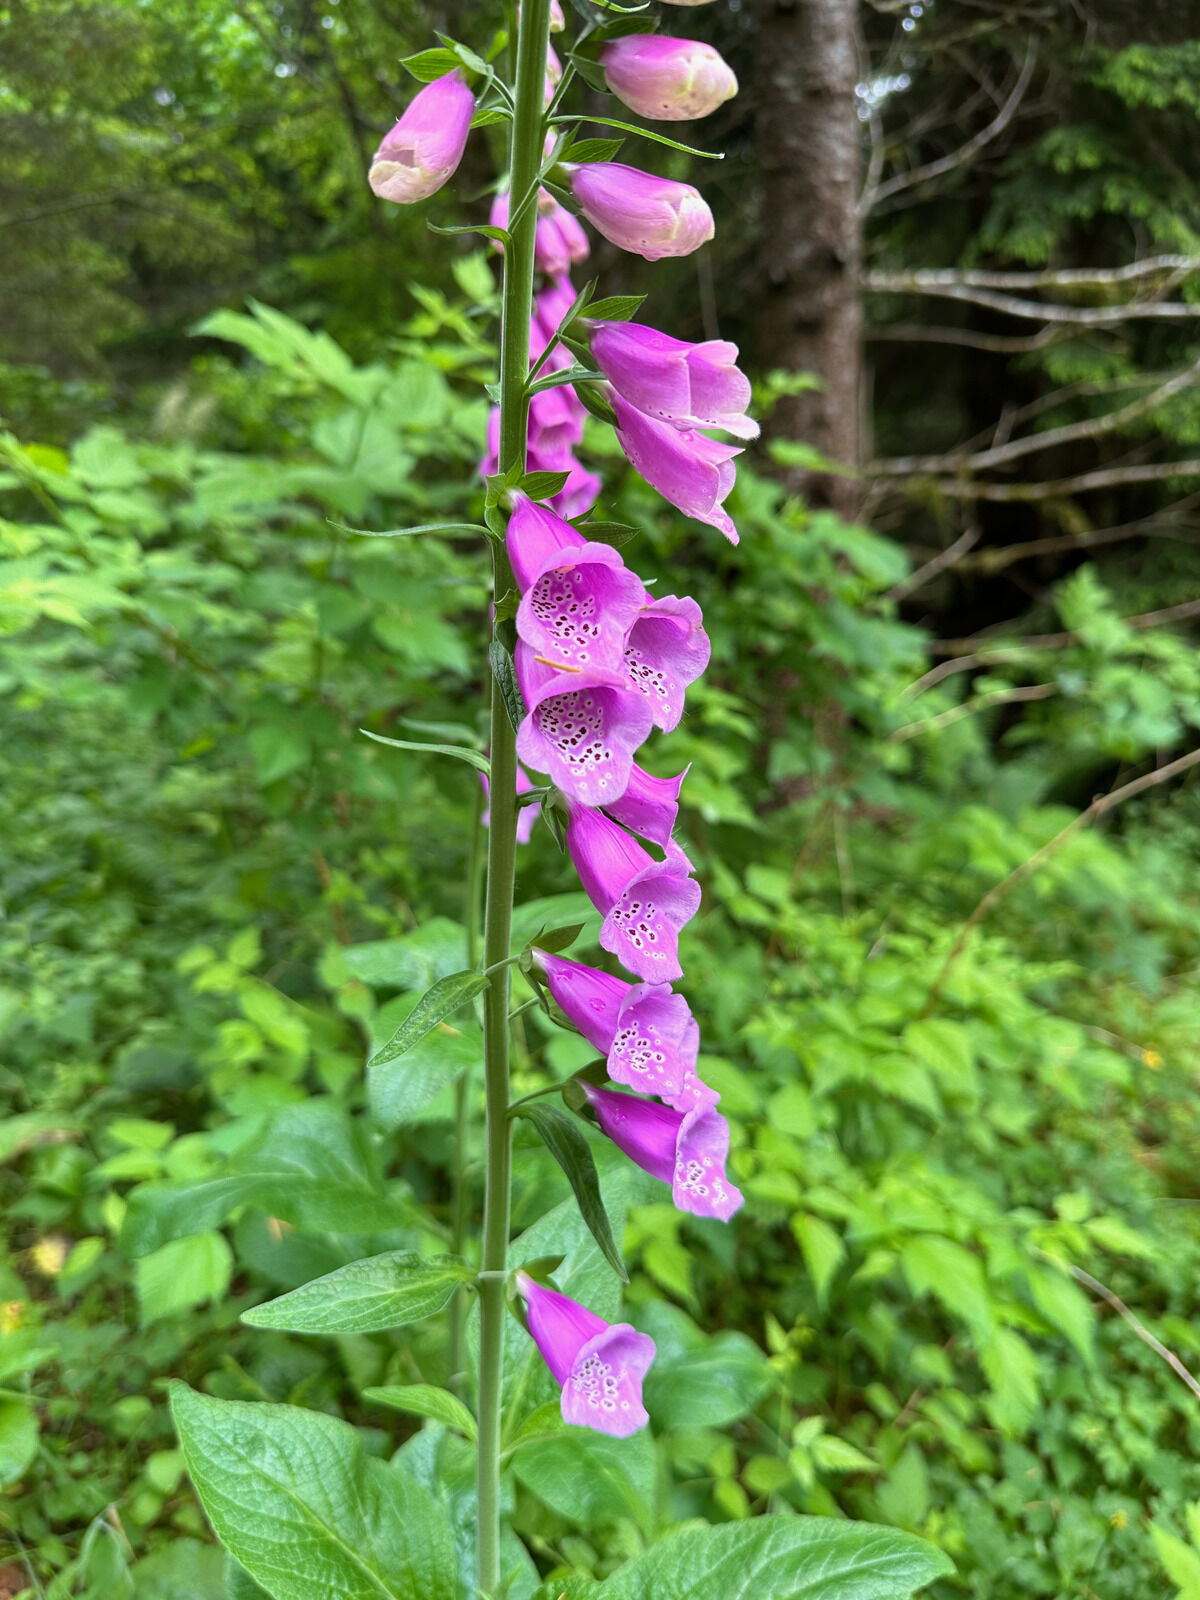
xmin=3 ymin=298 xmax=1200 ymax=1597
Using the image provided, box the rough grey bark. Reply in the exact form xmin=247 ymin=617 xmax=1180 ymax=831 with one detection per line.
xmin=755 ymin=0 xmax=863 ymax=516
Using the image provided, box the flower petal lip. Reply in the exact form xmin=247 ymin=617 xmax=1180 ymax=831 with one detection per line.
xmin=591 ymin=322 xmax=758 ymax=440
xmin=368 ymin=71 xmax=475 ymax=204
xmin=569 ymin=163 xmax=714 ymax=261
xmin=586 ymin=1085 xmax=742 ymax=1222
xmin=600 ymin=36 xmax=738 ymax=123
xmin=624 ymin=594 xmax=711 ymax=734
xmin=516 ymin=542 xmax=645 ymax=674
xmin=515 ymin=653 xmax=654 ymax=807
xmin=612 ymin=393 xmax=741 ymax=543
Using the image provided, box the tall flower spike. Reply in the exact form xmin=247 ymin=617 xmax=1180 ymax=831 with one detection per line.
xmin=516 ymin=1273 xmax=655 ymax=1436
xmin=600 ymin=36 xmax=738 ymax=122
xmin=534 ymin=949 xmax=714 ymax=1106
xmin=624 ymin=595 xmax=711 ymax=733
xmin=582 ymin=1084 xmax=743 ymax=1222
xmin=612 ymin=392 xmax=741 ymax=544
xmin=516 ymin=648 xmax=653 ymax=807
xmin=570 ymin=163 xmax=714 ymax=261
xmin=591 ymin=322 xmax=758 ymax=441
xmin=566 ymin=803 xmax=701 ymax=981
xmin=368 ymin=72 xmax=475 ymax=204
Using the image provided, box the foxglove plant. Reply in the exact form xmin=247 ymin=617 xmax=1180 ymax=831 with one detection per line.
xmin=167 ymin=5 xmax=959 ymax=1597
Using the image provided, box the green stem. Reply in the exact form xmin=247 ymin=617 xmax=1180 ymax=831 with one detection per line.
xmin=476 ymin=0 xmax=551 ymax=1589
xmin=449 ymin=783 xmax=485 ymax=1393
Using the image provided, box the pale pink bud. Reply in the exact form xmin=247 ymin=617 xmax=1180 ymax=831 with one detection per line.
xmin=549 ymin=0 xmax=566 ymax=28
xmin=600 ymin=37 xmax=737 ymax=122
xmin=569 ymin=163 xmax=713 ymax=261
xmin=368 ymin=72 xmax=474 ymax=205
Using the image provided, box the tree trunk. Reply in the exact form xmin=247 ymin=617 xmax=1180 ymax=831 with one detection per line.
xmin=755 ymin=0 xmax=863 ymax=516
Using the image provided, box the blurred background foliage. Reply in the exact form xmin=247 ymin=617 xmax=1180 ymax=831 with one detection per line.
xmin=4 ymin=0 xmax=1200 ymax=1597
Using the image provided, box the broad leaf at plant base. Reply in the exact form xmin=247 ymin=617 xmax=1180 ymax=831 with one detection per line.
xmin=170 ymin=1385 xmax=457 ymax=1600
xmin=538 ymin=1516 xmax=953 ymax=1599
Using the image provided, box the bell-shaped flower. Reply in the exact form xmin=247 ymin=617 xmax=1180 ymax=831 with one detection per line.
xmin=569 ymin=163 xmax=713 ymax=261
xmin=516 ymin=1272 xmax=654 ymax=1435
xmin=600 ymin=36 xmax=738 ymax=122
xmin=516 ymin=648 xmax=653 ymax=807
xmin=566 ymin=804 xmax=700 ymax=981
xmin=604 ymin=760 xmax=688 ymax=848
xmin=368 ymin=72 xmax=475 ymax=204
xmin=591 ymin=323 xmax=757 ymax=441
xmin=582 ymin=1085 xmax=743 ymax=1221
xmin=612 ymin=393 xmax=741 ymax=544
xmin=534 ymin=950 xmax=712 ymax=1106
xmin=509 ymin=522 xmax=645 ymax=675
xmin=624 ymin=594 xmax=711 ymax=733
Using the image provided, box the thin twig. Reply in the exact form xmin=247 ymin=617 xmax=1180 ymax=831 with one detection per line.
xmin=924 ymin=747 xmax=1200 ymax=1011
xmin=899 ymin=458 xmax=1200 ymax=502
xmin=1067 ymin=1262 xmax=1200 ymax=1407
xmin=886 ymin=682 xmax=1059 ymax=744
xmin=887 ymin=525 xmax=979 ymax=600
xmin=864 ymin=272 xmax=1200 ymax=326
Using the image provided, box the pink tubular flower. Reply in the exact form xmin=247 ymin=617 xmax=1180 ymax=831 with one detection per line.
xmin=481 ymin=766 xmax=538 ymax=845
xmin=368 ymin=72 xmax=474 ymax=204
xmin=570 ymin=163 xmax=713 ymax=261
xmin=529 ymin=381 xmax=586 ymax=459
xmin=508 ymin=530 xmax=644 ymax=675
xmin=516 ymin=648 xmax=653 ymax=807
xmin=516 ymin=1273 xmax=654 ymax=1435
xmin=600 ymin=37 xmax=738 ymax=122
xmin=612 ymin=393 xmax=741 ymax=544
xmin=624 ymin=595 xmax=711 ymax=733
xmin=566 ymin=804 xmax=700 ymax=981
xmin=583 ymin=1085 xmax=743 ymax=1222
xmin=604 ymin=760 xmax=688 ymax=848
xmin=591 ymin=323 xmax=758 ymax=440
xmin=534 ymin=950 xmax=712 ymax=1106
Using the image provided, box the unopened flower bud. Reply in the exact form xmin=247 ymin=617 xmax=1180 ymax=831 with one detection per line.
xmin=368 ymin=71 xmax=474 ymax=204
xmin=569 ymin=162 xmax=713 ymax=261
xmin=600 ymin=37 xmax=737 ymax=122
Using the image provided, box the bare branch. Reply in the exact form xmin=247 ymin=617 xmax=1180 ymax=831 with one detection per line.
xmin=867 ymin=323 xmax=1066 ymax=353
xmin=886 ymin=682 xmax=1060 ymax=744
xmin=892 ymin=459 xmax=1200 ymax=502
xmin=887 ymin=525 xmax=980 ymax=600
xmin=863 ymin=272 xmax=1200 ymax=325
xmin=861 ymin=42 xmax=1038 ymax=215
xmin=957 ymin=498 xmax=1200 ymax=576
xmin=873 ymin=255 xmax=1200 ymax=291
xmin=924 ymin=746 xmax=1200 ymax=1011
xmin=870 ymin=361 xmax=1200 ymax=478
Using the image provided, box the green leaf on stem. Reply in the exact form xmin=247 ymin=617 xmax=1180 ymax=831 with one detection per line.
xmin=367 ymin=970 xmax=491 ymax=1069
xmin=244 ymin=1252 xmax=472 ymax=1334
xmin=556 ymin=115 xmax=723 ymax=160
xmin=170 ymin=1386 xmax=457 ymax=1600
xmin=518 ymin=468 xmax=572 ymax=500
xmin=589 ymin=14 xmax=658 ymax=40
xmin=527 ymin=367 xmax=604 ymax=397
xmin=566 ymin=52 xmax=611 ymax=92
xmin=515 ymin=1103 xmax=627 ymax=1282
xmin=428 ymin=221 xmax=512 ymax=246
xmin=433 ymin=32 xmax=493 ymax=77
xmin=363 ymin=1385 xmax=478 ymax=1441
xmin=571 ymin=518 xmax=639 ymax=547
xmin=549 ymin=1516 xmax=954 ymax=1599
xmin=489 ymin=640 xmax=528 ymax=734
xmin=530 ymin=921 xmax=585 ymax=954
xmin=401 ymin=47 xmax=461 ymax=82
xmin=329 ymin=519 xmax=489 ymax=539
xmin=559 ymin=136 xmax=624 ymax=164
xmin=360 ymin=730 xmax=491 ymax=774
xmin=470 ymin=105 xmax=512 ymax=128
xmin=573 ymin=292 xmax=645 ymax=323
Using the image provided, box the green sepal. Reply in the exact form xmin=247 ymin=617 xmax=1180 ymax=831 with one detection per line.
xmin=573 ymin=292 xmax=645 ymax=323
xmin=519 ymin=468 xmax=572 ymax=500
xmin=559 ymin=135 xmax=624 ymax=165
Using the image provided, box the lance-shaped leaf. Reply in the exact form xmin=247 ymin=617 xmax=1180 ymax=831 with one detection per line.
xmin=170 ymin=1386 xmax=456 ymax=1600
xmin=368 ymin=971 xmax=490 ymax=1069
xmin=330 ymin=519 xmax=488 ymax=539
xmin=243 ymin=1252 xmax=473 ymax=1334
xmin=361 ymin=730 xmax=491 ymax=775
xmin=488 ymin=641 xmax=527 ymax=735
xmin=571 ymin=293 xmax=645 ymax=324
xmin=516 ymin=1103 xmax=627 ymax=1282
xmin=363 ymin=1385 xmax=478 ymax=1442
